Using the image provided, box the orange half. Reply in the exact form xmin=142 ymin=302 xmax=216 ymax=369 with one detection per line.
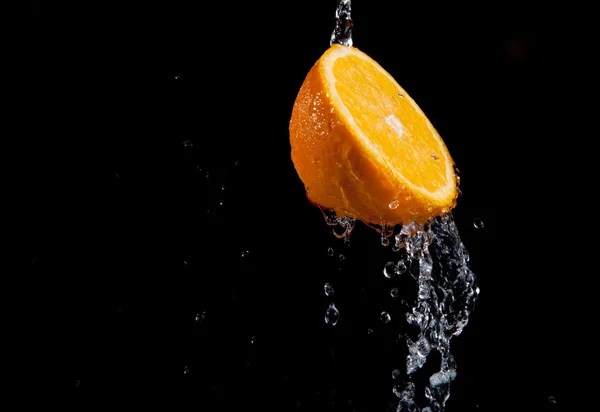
xmin=289 ymin=44 xmax=459 ymax=226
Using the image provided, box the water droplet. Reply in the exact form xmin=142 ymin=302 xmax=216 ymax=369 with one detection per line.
xmin=183 ymin=139 xmax=193 ymax=147
xmin=221 ymin=185 xmax=226 ymax=191
xmin=205 ymin=172 xmax=211 ymax=180
xmin=473 ymin=217 xmax=484 ymax=229
xmin=396 ymin=260 xmax=408 ymax=274
xmin=183 ymin=365 xmax=190 ymax=375
xmin=388 ymin=199 xmax=399 ymax=210
xmin=327 ymin=247 xmax=335 ymax=257
xmin=324 ymin=283 xmax=334 ymax=296
xmin=392 ymin=384 xmax=402 ymax=397
xmin=174 ymin=73 xmax=181 ymax=80
xmin=195 ymin=311 xmax=207 ymax=323
xmin=338 ymin=254 xmax=346 ymax=263
xmin=367 ymin=328 xmax=374 ymax=335
xmin=183 ymin=260 xmax=188 ymax=269
xmin=383 ymin=261 xmax=397 ymax=278
xmin=475 ymin=286 xmax=481 ymax=296
xmin=380 ymin=311 xmax=391 ymax=324
xmin=324 ymin=303 xmax=340 ymax=326
xmin=241 ymin=250 xmax=250 ymax=258
xmin=398 ymin=93 xmax=405 ymax=98
xmin=390 ymin=287 xmax=399 ymax=298
xmin=392 ymin=369 xmax=401 ymax=380
xmin=234 ymin=160 xmax=241 ymax=168
xmin=115 ymin=173 xmax=120 ymax=179
xmin=219 ymin=200 xmax=224 ymax=206
xmin=431 ymin=154 xmax=438 ymax=160
xmin=250 ymin=336 xmax=256 ymax=344
xmin=548 ymin=396 xmax=556 ymax=404
xmin=427 ymin=206 xmax=433 ymax=213
xmin=115 ymin=307 xmax=122 ymax=315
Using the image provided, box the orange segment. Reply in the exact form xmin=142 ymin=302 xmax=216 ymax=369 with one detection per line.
xmin=289 ymin=44 xmax=458 ymax=226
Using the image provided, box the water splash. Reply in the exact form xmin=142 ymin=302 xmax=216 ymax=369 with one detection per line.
xmin=330 ymin=0 xmax=353 ymax=47
xmin=392 ymin=213 xmax=479 ymax=411
xmin=321 ymin=208 xmax=356 ymax=242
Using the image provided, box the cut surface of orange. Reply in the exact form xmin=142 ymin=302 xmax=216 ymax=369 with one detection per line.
xmin=289 ymin=44 xmax=459 ymax=226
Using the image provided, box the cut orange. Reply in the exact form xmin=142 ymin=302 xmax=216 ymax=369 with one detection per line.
xmin=289 ymin=44 xmax=459 ymax=226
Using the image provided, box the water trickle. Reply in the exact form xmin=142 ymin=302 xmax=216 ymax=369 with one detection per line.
xmin=324 ymin=283 xmax=334 ymax=296
xmin=321 ymin=208 xmax=356 ymax=242
xmin=325 ymin=303 xmax=340 ymax=326
xmin=330 ymin=0 xmax=353 ymax=47
xmin=394 ymin=214 xmax=478 ymax=410
xmin=473 ymin=217 xmax=484 ymax=229
xmin=380 ymin=311 xmax=391 ymax=324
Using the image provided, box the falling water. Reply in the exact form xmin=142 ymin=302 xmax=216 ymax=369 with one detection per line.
xmin=394 ymin=214 xmax=479 ymax=411
xmin=324 ymin=211 xmax=479 ymax=411
xmin=330 ymin=0 xmax=353 ymax=47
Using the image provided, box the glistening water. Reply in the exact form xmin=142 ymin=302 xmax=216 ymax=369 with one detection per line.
xmin=321 ymin=211 xmax=479 ymax=412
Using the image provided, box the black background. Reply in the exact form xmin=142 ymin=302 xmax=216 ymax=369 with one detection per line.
xmin=16 ymin=1 xmax=588 ymax=411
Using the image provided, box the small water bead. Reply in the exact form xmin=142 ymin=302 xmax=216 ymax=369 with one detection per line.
xmin=324 ymin=303 xmax=340 ymax=326
xmin=183 ymin=365 xmax=190 ymax=375
xmin=392 ymin=369 xmax=401 ymax=380
xmin=183 ymin=260 xmax=188 ymax=269
xmin=327 ymin=247 xmax=335 ymax=257
xmin=473 ymin=217 xmax=484 ymax=229
xmin=221 ymin=185 xmax=226 ymax=191
xmin=388 ymin=199 xmax=399 ymax=210
xmin=338 ymin=254 xmax=346 ymax=263
xmin=390 ymin=287 xmax=399 ymax=298
xmin=195 ymin=311 xmax=207 ymax=323
xmin=234 ymin=160 xmax=241 ymax=167
xmin=383 ymin=261 xmax=396 ymax=278
xmin=250 ymin=336 xmax=256 ymax=344
xmin=241 ymin=250 xmax=250 ymax=258
xmin=548 ymin=396 xmax=556 ymax=404
xmin=75 ymin=379 xmax=81 ymax=387
xmin=324 ymin=283 xmax=334 ymax=296
xmin=183 ymin=139 xmax=193 ymax=147
xmin=174 ymin=73 xmax=181 ymax=80
xmin=367 ymin=328 xmax=374 ymax=335
xmin=431 ymin=154 xmax=438 ymax=160
xmin=380 ymin=311 xmax=391 ymax=324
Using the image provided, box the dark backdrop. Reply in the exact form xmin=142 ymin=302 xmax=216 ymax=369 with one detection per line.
xmin=17 ymin=1 xmax=586 ymax=411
